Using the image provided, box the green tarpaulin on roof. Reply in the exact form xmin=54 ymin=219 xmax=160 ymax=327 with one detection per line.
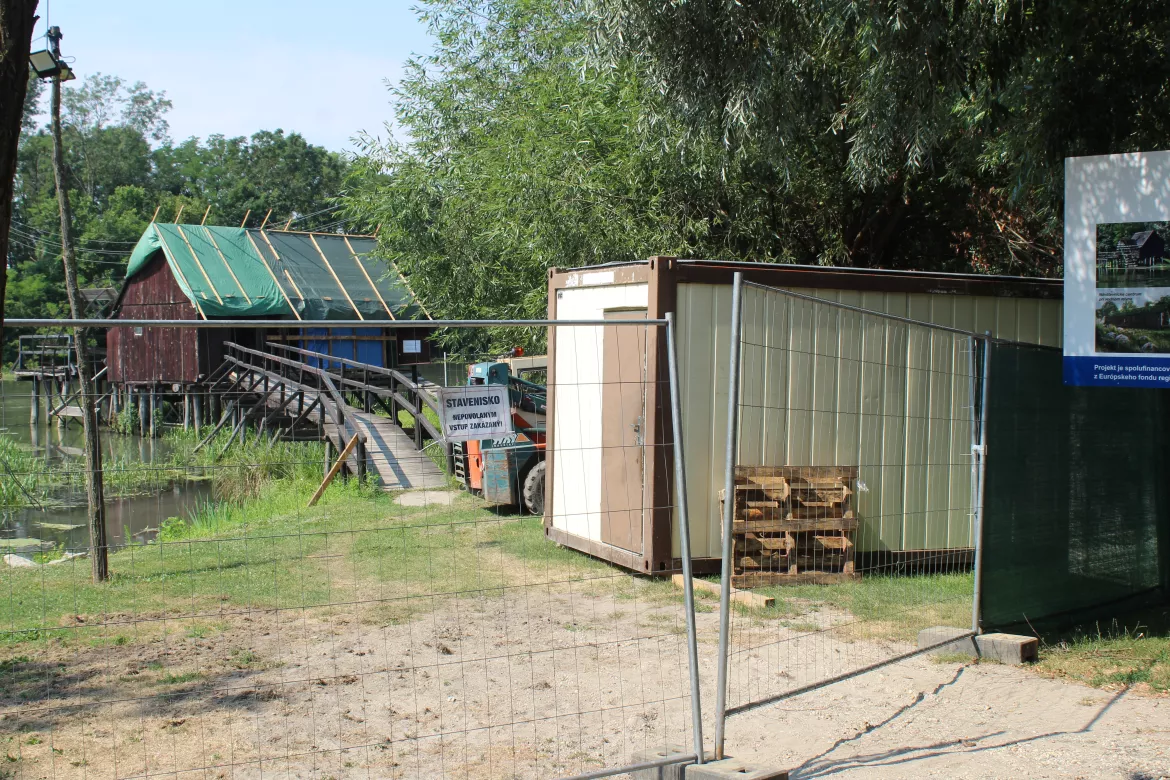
xmin=122 ymin=223 xmax=426 ymax=320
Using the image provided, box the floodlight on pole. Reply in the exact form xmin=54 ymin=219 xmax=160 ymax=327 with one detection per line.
xmin=29 ymin=26 xmax=75 ymax=81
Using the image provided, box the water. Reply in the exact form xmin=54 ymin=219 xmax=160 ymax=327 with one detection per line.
xmin=0 ymin=379 xmax=214 ymax=552
xmin=1097 ymin=268 xmax=1170 ymax=289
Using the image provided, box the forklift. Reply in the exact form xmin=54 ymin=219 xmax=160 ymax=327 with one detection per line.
xmin=451 ymin=351 xmax=547 ymax=513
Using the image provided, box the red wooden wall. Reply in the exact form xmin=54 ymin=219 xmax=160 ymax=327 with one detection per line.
xmin=107 ymin=255 xmax=203 ymax=385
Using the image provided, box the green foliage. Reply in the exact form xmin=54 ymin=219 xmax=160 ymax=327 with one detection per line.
xmin=591 ymin=0 xmax=1170 ymax=273
xmin=345 ymin=0 xmax=1170 ymax=330
xmin=6 ymin=73 xmax=347 ymax=361
xmin=344 ymin=0 xmax=723 ymax=348
xmin=0 ymin=426 xmax=324 ymax=511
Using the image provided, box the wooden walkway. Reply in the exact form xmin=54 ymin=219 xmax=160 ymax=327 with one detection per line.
xmin=220 ymin=343 xmax=446 ymax=491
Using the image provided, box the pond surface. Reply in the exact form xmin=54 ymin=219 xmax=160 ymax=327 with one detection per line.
xmin=0 ymin=379 xmax=214 ymax=552
xmin=1097 ymin=268 xmax=1170 ymax=290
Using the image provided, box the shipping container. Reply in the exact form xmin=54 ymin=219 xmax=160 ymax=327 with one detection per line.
xmin=544 ymin=258 xmax=1062 ymax=573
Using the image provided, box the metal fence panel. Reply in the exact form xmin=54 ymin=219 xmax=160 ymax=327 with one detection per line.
xmin=715 ymin=278 xmax=983 ymax=743
xmin=0 ymin=320 xmax=701 ymax=779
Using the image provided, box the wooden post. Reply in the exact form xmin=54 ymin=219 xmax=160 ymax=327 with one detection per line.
xmin=137 ymin=389 xmax=146 ymax=435
xmin=149 ymin=386 xmax=157 ymax=438
xmin=309 ymin=434 xmax=361 ymax=507
xmin=193 ymin=389 xmax=203 ymax=433
xmin=323 ymin=439 xmax=334 ymax=478
xmin=356 ymin=439 xmax=368 ymax=486
xmin=30 ymin=377 xmax=40 ymax=427
xmin=200 ymin=204 xmax=212 ymax=225
xmin=183 ymin=392 xmax=191 ymax=431
xmin=239 ymin=209 xmax=251 ymax=228
xmin=237 ymin=401 xmax=246 ymax=447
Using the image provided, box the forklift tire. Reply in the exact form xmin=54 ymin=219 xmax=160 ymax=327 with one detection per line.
xmin=522 ymin=460 xmax=546 ymax=515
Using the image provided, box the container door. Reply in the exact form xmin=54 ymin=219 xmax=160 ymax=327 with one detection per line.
xmin=600 ymin=309 xmax=648 ymax=553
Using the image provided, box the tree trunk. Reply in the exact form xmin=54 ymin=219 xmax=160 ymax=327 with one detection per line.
xmin=52 ymin=71 xmax=109 ymax=582
xmin=0 ymin=0 xmax=39 ymax=341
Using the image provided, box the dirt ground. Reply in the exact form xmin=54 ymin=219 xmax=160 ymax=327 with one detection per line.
xmin=3 ymin=576 xmax=1168 ymax=779
xmin=1 ymin=582 xmax=697 ymax=780
xmin=728 ymin=657 xmax=1170 ymax=779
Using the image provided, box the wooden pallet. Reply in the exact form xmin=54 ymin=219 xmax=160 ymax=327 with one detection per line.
xmin=721 ymin=465 xmax=858 ymax=588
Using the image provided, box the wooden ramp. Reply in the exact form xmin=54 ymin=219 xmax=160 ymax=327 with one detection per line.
xmin=325 ymin=411 xmax=446 ymax=490
xmin=220 ymin=343 xmax=446 ymax=492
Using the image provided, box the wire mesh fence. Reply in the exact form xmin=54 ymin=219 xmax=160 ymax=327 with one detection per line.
xmin=715 ymin=279 xmax=986 ymax=730
xmin=1 ymin=320 xmax=701 ymax=780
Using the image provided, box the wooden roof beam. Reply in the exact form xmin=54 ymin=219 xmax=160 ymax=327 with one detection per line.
xmin=309 ymin=233 xmax=364 ymax=321
xmin=246 ymin=229 xmax=302 ymax=321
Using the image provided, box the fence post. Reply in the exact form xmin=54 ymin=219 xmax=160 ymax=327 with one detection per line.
xmin=714 ymin=271 xmax=744 ymax=760
xmin=971 ymin=333 xmax=992 ymax=634
xmin=665 ymin=312 xmax=705 ymax=764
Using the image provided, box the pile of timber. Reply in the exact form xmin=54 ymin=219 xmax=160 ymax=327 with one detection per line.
xmin=720 ymin=465 xmax=858 ymax=588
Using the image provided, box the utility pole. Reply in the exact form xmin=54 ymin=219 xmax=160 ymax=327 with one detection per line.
xmin=47 ymin=26 xmax=108 ymax=581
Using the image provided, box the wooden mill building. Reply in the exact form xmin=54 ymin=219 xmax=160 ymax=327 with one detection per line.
xmin=107 ymin=222 xmax=431 ymax=389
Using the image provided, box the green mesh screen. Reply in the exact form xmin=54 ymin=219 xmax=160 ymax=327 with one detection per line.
xmin=982 ymin=342 xmax=1170 ymax=630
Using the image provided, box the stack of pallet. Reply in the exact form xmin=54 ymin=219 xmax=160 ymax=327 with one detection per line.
xmin=720 ymin=466 xmax=858 ymax=587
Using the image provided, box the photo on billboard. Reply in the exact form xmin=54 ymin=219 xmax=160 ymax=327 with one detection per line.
xmin=1094 ymin=220 xmax=1170 ymax=354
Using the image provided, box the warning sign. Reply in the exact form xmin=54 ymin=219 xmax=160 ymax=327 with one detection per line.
xmin=438 ymin=386 xmax=514 ymax=441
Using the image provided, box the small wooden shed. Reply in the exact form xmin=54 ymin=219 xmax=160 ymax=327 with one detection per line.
xmin=107 ymin=223 xmax=430 ymax=386
xmin=544 ymin=258 xmax=1063 ymax=574
xmin=1116 ymin=229 xmax=1166 ymax=267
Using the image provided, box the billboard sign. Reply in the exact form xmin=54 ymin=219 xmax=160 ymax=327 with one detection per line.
xmin=1064 ymin=151 xmax=1170 ymax=387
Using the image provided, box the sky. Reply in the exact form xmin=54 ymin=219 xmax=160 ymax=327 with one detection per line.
xmin=30 ymin=0 xmax=436 ymax=153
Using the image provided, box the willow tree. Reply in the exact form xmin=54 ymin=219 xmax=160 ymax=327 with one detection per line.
xmin=589 ymin=0 xmax=1170 ymax=273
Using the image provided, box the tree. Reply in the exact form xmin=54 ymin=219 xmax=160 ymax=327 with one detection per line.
xmin=153 ymin=130 xmax=346 ymax=228
xmin=5 ymin=78 xmax=348 ymax=347
xmin=590 ymin=0 xmax=1170 ymax=273
xmin=343 ymin=0 xmax=724 ymax=345
xmin=0 ymin=0 xmax=39 ymax=338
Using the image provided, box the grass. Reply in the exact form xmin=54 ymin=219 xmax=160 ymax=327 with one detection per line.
xmin=1036 ymin=620 xmax=1170 ymax=695
xmin=0 ymin=425 xmax=324 ymax=511
xmin=725 ymin=572 xmax=975 ymax=643
xmin=0 ymin=473 xmax=632 ymax=649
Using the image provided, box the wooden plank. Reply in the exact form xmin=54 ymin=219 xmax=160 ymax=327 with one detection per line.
xmin=202 ymin=226 xmax=252 ymax=304
xmin=814 ymin=535 xmax=852 ymax=550
xmin=732 ymin=571 xmax=859 ymax=588
xmin=344 ymin=236 xmax=394 ymax=319
xmin=277 ymin=268 xmax=304 ymax=303
xmin=735 ymin=465 xmax=859 ymax=479
xmin=308 ymin=433 xmax=362 ymax=507
xmin=175 ymin=224 xmax=225 ymax=304
xmin=732 ymin=516 xmax=857 ymax=534
xmin=310 ymin=233 xmax=364 ymax=320
xmin=670 ymin=574 xmax=774 ymax=609
xmin=246 ymin=230 xmax=302 ymax=321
